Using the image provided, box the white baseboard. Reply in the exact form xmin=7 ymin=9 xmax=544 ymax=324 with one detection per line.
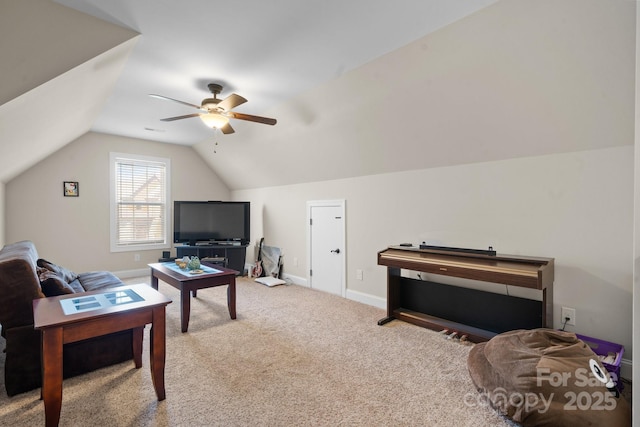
xmin=278 ymin=275 xmax=385 ymax=309
xmin=114 ymin=268 xmax=149 ymax=279
xmin=620 ymin=358 xmax=632 ymax=381
xmin=345 ymin=288 xmax=386 ymax=310
xmin=279 ymin=274 xmax=385 ymax=312
xmin=282 ymin=273 xmax=308 ymax=287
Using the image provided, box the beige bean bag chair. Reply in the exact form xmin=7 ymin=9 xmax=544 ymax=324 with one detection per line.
xmin=467 ymin=329 xmax=630 ymax=426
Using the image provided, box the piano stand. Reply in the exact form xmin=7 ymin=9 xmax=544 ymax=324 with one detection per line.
xmin=377 ymin=246 xmax=554 ymax=342
xmin=377 ymin=316 xmax=395 ymax=326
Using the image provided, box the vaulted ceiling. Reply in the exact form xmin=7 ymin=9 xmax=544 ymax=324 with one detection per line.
xmin=1 ymin=0 xmax=634 ymax=189
xmin=0 ymin=0 xmax=497 ymax=185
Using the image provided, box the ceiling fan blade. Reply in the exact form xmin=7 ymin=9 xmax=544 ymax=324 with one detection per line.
xmin=160 ymin=113 xmax=201 ymax=122
xmin=229 ymin=112 xmax=277 ymax=126
xmin=149 ymin=94 xmax=204 ymax=110
xmin=220 ymin=122 xmax=235 ymax=134
xmin=217 ymin=94 xmax=248 ymax=112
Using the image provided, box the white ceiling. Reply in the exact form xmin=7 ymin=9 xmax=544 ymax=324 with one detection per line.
xmin=52 ymin=0 xmax=498 ymax=145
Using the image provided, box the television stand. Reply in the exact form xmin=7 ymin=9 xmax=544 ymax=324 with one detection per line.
xmin=176 ymin=244 xmax=248 ymax=275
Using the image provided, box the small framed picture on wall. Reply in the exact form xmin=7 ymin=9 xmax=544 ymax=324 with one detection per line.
xmin=63 ymin=181 xmax=79 ymax=197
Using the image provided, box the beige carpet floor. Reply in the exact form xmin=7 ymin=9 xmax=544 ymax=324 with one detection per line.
xmin=0 ymin=277 xmax=524 ymax=426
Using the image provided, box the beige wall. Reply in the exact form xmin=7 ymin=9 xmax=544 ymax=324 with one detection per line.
xmin=5 ymin=131 xmax=229 ymax=272
xmin=235 ymin=146 xmax=634 ymax=368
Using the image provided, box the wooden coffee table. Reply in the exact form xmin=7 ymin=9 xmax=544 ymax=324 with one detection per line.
xmin=33 ymin=284 xmax=172 ymax=427
xmin=149 ymin=262 xmax=238 ymax=332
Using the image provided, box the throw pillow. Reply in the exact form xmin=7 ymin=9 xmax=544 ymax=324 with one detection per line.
xmin=37 ymin=258 xmax=79 ymax=283
xmin=38 ymin=268 xmax=74 ymax=296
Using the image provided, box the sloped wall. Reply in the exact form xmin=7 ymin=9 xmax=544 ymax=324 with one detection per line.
xmin=5 ymin=132 xmax=230 ymax=272
xmin=198 ymin=0 xmax=634 ymax=191
xmin=0 ymin=0 xmax=138 ymax=105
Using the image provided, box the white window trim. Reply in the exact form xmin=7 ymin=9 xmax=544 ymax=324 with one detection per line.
xmin=109 ymin=152 xmax=171 ymax=253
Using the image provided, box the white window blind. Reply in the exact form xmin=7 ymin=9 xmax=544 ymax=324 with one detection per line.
xmin=110 ymin=153 xmax=170 ymax=251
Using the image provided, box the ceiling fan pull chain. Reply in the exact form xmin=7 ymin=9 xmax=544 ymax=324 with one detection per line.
xmin=213 ymin=128 xmax=219 ymax=153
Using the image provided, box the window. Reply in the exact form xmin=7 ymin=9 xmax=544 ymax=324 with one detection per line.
xmin=110 ymin=153 xmax=171 ymax=252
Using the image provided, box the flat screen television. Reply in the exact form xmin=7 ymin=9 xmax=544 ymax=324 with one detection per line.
xmin=173 ymin=201 xmax=250 ymax=245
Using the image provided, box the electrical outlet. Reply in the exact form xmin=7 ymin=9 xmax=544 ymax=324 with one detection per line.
xmin=356 ymin=269 xmax=363 ymax=280
xmin=293 ymin=257 xmax=299 ymax=267
xmin=134 ymin=253 xmax=141 ymax=262
xmin=561 ymin=307 xmax=576 ymax=326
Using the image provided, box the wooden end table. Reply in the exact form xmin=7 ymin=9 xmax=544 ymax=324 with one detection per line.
xmin=33 ymin=284 xmax=172 ymax=427
xmin=148 ymin=262 xmax=237 ymax=332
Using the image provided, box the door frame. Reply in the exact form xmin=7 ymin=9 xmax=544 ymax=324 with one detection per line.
xmin=306 ymin=199 xmax=346 ymax=297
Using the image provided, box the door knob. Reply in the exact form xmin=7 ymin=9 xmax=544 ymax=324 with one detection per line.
xmin=331 ymin=248 xmax=340 ymax=254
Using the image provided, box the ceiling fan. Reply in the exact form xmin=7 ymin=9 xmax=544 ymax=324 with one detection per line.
xmin=149 ymin=83 xmax=277 ymax=134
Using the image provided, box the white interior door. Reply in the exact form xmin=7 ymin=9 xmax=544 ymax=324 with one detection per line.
xmin=307 ymin=200 xmax=345 ymax=296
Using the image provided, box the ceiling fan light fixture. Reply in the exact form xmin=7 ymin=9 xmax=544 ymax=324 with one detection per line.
xmin=201 ymin=97 xmax=219 ymax=110
xmin=152 ymin=83 xmax=275 ymax=134
xmin=200 ymin=113 xmax=229 ymax=129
